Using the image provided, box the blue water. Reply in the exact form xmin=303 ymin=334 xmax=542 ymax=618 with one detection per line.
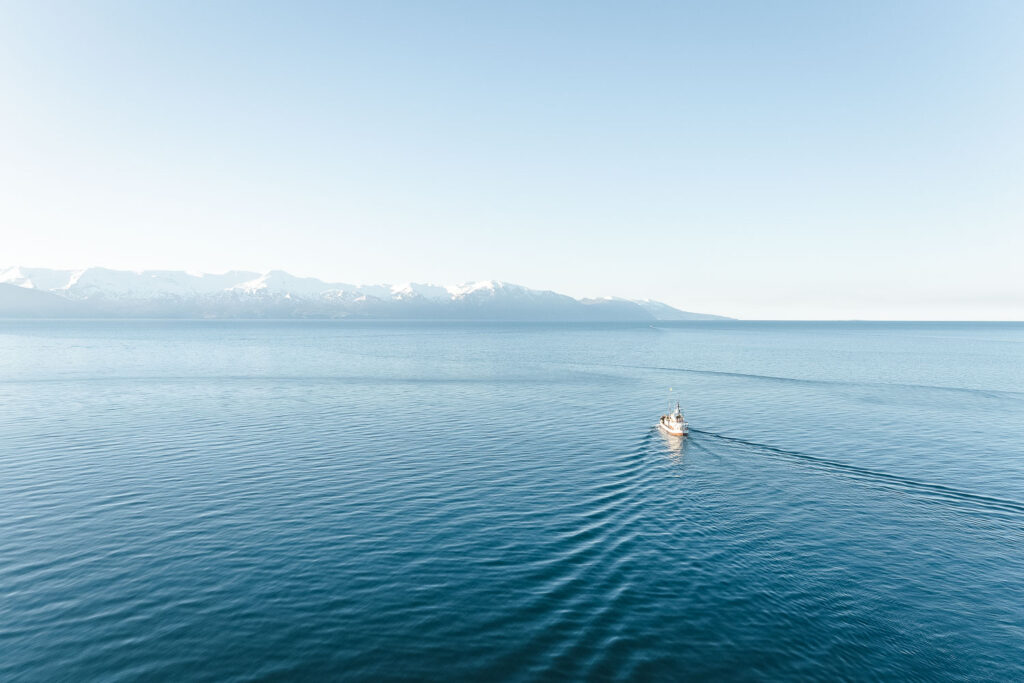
xmin=2 ymin=321 xmax=1023 ymax=680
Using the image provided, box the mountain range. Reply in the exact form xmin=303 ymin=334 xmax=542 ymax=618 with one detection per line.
xmin=0 ymin=267 xmax=729 ymax=321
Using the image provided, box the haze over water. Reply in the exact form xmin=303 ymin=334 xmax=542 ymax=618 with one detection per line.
xmin=2 ymin=321 xmax=1023 ymax=680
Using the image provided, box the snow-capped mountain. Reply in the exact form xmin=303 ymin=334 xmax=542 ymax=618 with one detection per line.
xmin=0 ymin=267 xmax=730 ymax=320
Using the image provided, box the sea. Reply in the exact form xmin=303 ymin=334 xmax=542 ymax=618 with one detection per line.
xmin=2 ymin=320 xmax=1023 ymax=681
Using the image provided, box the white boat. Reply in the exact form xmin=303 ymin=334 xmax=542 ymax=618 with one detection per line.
xmin=659 ymin=402 xmax=688 ymax=436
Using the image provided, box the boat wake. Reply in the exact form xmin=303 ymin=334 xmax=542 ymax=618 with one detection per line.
xmin=688 ymin=428 xmax=1024 ymax=519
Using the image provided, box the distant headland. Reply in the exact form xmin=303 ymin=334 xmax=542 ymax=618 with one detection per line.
xmin=0 ymin=267 xmax=730 ymax=321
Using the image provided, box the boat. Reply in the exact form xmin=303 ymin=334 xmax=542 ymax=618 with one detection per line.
xmin=659 ymin=402 xmax=688 ymax=436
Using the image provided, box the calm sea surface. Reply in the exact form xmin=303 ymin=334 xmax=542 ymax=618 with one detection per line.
xmin=2 ymin=321 xmax=1023 ymax=681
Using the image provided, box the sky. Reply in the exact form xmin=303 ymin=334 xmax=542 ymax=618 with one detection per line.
xmin=1 ymin=1 xmax=1022 ymax=320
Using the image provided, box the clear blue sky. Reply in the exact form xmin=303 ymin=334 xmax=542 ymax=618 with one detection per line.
xmin=2 ymin=1 xmax=1022 ymax=319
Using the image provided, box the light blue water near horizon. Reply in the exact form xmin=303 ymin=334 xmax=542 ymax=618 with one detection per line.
xmin=2 ymin=321 xmax=1023 ymax=680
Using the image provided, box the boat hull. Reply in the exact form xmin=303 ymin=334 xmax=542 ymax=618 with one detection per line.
xmin=659 ymin=422 xmax=687 ymax=437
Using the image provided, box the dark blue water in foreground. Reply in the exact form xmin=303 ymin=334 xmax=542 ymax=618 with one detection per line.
xmin=2 ymin=321 xmax=1023 ymax=681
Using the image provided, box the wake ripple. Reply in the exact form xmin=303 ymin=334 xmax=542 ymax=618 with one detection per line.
xmin=613 ymin=363 xmax=1024 ymax=401
xmin=470 ymin=431 xmax=669 ymax=678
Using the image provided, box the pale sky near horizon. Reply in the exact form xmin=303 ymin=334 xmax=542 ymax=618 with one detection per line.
xmin=1 ymin=1 xmax=1022 ymax=320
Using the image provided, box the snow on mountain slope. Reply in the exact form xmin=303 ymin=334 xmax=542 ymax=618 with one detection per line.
xmin=62 ymin=268 xmax=208 ymax=299
xmin=0 ymin=266 xmax=731 ymax=320
xmin=0 ymin=267 xmax=268 ymax=299
xmin=0 ymin=267 xmax=76 ymax=291
xmin=390 ymin=283 xmax=450 ymax=300
xmin=229 ymin=270 xmax=353 ymax=297
xmin=447 ymin=280 xmax=502 ymax=298
xmin=188 ymin=270 xmax=263 ymax=293
xmin=350 ymin=284 xmax=393 ymax=300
